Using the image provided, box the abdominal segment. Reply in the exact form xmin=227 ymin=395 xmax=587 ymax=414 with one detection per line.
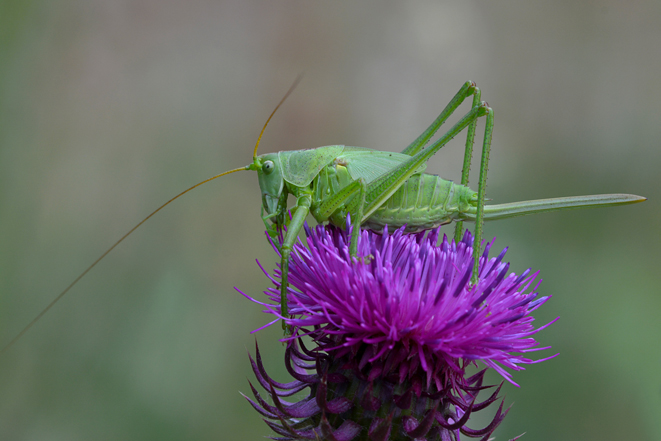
xmin=363 ymin=173 xmax=472 ymax=233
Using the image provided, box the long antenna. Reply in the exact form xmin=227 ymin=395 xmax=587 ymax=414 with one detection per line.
xmin=253 ymin=74 xmax=303 ymax=159
xmin=1 ymin=166 xmax=247 ymax=354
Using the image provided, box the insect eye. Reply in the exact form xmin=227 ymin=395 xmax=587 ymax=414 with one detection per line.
xmin=262 ymin=160 xmax=275 ymax=174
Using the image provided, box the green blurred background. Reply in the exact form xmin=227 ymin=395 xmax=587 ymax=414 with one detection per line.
xmin=1 ymin=1 xmax=659 ymax=440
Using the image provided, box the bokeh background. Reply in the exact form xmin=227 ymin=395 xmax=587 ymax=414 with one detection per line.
xmin=1 ymin=1 xmax=659 ymax=440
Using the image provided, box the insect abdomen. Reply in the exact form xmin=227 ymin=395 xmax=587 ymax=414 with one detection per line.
xmin=363 ymin=173 xmax=476 ymax=233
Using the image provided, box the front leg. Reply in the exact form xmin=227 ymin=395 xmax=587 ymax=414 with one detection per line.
xmin=313 ymin=178 xmax=367 ymax=257
xmin=344 ymin=179 xmax=367 ymax=257
xmin=261 ymin=208 xmax=281 ymax=251
xmin=262 ymin=188 xmax=289 ymax=251
xmin=279 ymin=192 xmax=312 ymax=331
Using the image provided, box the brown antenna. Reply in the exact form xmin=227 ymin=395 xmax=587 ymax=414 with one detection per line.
xmin=1 ymin=166 xmax=247 ymax=354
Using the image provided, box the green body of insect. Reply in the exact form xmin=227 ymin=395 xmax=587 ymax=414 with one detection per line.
xmin=313 ymin=147 xmax=475 ymax=233
xmin=256 ymin=146 xmax=477 ymax=233
xmin=246 ymin=81 xmax=645 ymax=325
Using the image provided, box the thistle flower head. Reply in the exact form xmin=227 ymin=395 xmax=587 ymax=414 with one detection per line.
xmin=240 ymin=223 xmax=556 ymax=440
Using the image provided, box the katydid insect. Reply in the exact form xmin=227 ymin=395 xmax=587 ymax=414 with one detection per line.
xmin=1 ymin=79 xmax=646 ymax=350
xmin=248 ymin=80 xmax=645 ymax=324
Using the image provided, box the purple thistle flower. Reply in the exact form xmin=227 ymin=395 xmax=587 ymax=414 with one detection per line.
xmin=239 ymin=223 xmax=556 ymax=440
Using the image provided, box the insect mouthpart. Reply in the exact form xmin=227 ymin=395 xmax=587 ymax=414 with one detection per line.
xmin=262 ymin=194 xmax=280 ymax=218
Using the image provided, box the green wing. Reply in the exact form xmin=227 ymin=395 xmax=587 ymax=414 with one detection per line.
xmin=279 ymin=145 xmax=345 ymax=187
xmin=336 ymin=146 xmax=428 ymax=184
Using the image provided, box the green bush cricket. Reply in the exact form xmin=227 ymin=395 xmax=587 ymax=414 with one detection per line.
xmin=1 ymin=79 xmax=646 ymax=349
xmin=247 ymin=79 xmax=645 ymax=328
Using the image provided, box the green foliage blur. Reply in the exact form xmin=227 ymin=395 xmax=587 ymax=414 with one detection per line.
xmin=1 ymin=1 xmax=659 ymax=440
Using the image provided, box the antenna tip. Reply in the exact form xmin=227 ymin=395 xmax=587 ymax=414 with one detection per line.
xmin=253 ymin=76 xmax=303 ymax=159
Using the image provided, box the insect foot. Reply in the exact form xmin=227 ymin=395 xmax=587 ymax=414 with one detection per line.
xmin=356 ymin=253 xmax=375 ymax=265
